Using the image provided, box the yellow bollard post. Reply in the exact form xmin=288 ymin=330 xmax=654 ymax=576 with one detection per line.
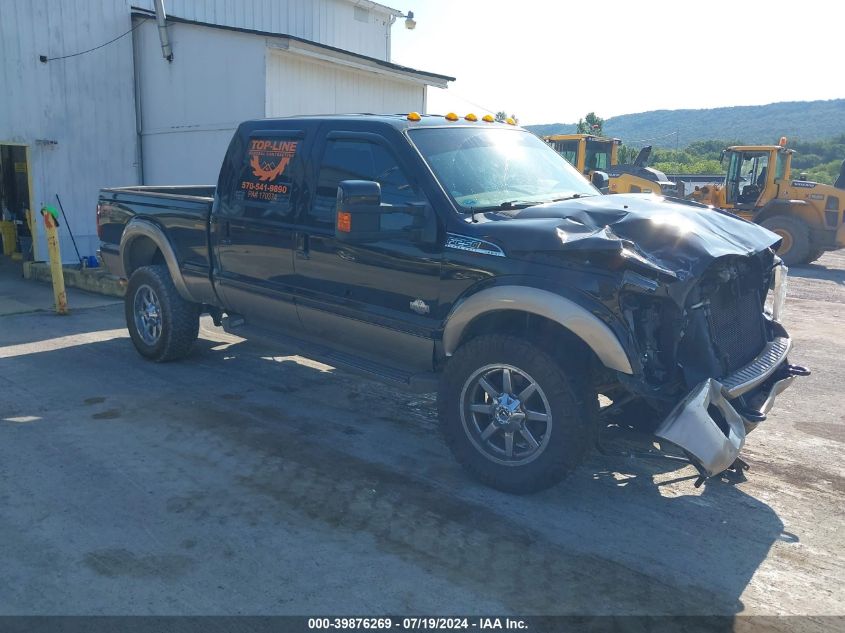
xmin=41 ymin=205 xmax=69 ymax=315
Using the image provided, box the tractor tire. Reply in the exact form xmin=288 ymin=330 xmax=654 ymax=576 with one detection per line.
xmin=806 ymin=248 xmax=826 ymax=265
xmin=125 ymin=265 xmax=200 ymax=362
xmin=761 ymin=215 xmax=811 ymax=266
xmin=438 ymin=334 xmax=594 ymax=494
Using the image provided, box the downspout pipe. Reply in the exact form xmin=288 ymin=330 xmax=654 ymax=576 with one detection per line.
xmin=153 ymin=0 xmax=173 ymax=62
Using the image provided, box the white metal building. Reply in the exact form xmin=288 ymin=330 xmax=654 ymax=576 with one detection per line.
xmin=0 ymin=0 xmax=452 ymax=263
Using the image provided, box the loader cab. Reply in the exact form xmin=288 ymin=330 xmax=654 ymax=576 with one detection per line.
xmin=723 ymin=146 xmax=788 ymax=209
xmin=548 ymin=138 xmax=580 ymax=169
xmin=544 ymin=134 xmax=620 ymax=178
xmin=584 ymin=138 xmax=617 ymax=174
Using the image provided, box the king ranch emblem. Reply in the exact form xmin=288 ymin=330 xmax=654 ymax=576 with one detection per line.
xmin=240 ymin=138 xmax=298 ymax=203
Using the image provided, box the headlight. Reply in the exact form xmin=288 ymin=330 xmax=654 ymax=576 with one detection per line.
xmin=772 ymin=263 xmax=788 ymax=321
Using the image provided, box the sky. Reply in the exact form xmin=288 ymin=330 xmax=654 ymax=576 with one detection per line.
xmin=389 ymin=0 xmax=842 ymax=126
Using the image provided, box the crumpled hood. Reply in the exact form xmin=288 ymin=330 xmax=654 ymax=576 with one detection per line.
xmin=477 ymin=194 xmax=781 ymax=280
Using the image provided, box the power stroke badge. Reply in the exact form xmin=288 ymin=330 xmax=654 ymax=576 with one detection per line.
xmin=445 ymin=233 xmax=505 ymax=257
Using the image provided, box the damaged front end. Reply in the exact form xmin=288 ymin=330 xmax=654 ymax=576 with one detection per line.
xmin=481 ymin=193 xmax=809 ymax=481
xmin=640 ymin=259 xmax=809 ymax=480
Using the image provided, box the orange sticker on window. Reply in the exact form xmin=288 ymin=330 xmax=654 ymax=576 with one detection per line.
xmin=249 ymin=139 xmax=297 ymax=181
xmin=239 ymin=138 xmax=298 ymax=203
xmin=337 ymin=211 xmax=352 ymax=233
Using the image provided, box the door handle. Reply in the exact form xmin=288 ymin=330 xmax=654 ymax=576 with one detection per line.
xmin=296 ymin=232 xmax=310 ymax=260
xmin=219 ymin=220 xmax=232 ymax=246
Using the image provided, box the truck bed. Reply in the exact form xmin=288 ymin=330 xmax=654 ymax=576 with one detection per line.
xmin=97 ymin=185 xmax=216 ymax=303
xmin=103 ymin=185 xmax=216 ymax=200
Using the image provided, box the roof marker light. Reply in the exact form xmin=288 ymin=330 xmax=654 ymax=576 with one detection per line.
xmin=407 ymin=112 xmax=421 ymax=121
xmin=482 ymin=114 xmax=494 ymax=122
xmin=505 ymin=117 xmax=516 ymax=125
xmin=464 ymin=113 xmax=477 ymax=121
xmin=445 ymin=112 xmax=459 ymax=121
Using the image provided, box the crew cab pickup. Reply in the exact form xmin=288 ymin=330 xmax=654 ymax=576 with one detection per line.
xmin=97 ymin=114 xmax=807 ymax=493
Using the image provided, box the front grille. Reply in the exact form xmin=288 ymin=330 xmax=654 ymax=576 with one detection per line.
xmin=709 ymin=287 xmax=766 ymax=374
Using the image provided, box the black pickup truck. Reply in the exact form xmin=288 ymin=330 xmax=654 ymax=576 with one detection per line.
xmin=97 ymin=114 xmax=807 ymax=493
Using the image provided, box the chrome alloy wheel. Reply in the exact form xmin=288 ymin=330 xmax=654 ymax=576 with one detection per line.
xmin=133 ymin=284 xmax=162 ymax=346
xmin=460 ymin=364 xmax=553 ymax=466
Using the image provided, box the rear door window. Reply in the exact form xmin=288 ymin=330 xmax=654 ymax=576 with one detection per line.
xmin=229 ymin=132 xmax=304 ymax=221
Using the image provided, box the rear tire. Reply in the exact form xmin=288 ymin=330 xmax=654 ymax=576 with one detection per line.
xmin=438 ymin=334 xmax=593 ymax=494
xmin=761 ymin=215 xmax=810 ymax=266
xmin=125 ymin=265 xmax=200 ymax=362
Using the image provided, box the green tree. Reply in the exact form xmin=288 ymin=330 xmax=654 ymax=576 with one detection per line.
xmin=494 ymin=111 xmax=518 ymax=124
xmin=576 ymin=112 xmax=604 ymax=135
xmin=617 ymin=145 xmax=640 ymax=164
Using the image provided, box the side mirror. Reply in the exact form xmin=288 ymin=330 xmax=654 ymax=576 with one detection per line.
xmin=334 ymin=180 xmax=432 ymax=244
xmin=591 ymin=170 xmax=610 ymax=193
xmin=337 ymin=179 xmax=382 ymax=213
xmin=335 ymin=180 xmax=382 ymax=243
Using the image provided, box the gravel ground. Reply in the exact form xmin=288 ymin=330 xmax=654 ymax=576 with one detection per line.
xmin=0 ymin=252 xmax=842 ymax=619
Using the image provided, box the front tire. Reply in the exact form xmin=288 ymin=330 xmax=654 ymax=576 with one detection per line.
xmin=438 ymin=334 xmax=593 ymax=494
xmin=125 ymin=265 xmax=200 ymax=362
xmin=761 ymin=215 xmax=810 ymax=266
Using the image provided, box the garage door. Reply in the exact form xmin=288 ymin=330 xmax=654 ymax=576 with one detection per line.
xmin=266 ymin=50 xmax=425 ymax=118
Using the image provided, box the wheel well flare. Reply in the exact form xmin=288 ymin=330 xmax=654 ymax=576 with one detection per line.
xmin=443 ymin=287 xmax=634 ymax=375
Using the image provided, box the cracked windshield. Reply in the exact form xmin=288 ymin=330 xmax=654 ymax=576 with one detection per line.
xmin=410 ymin=127 xmax=597 ymax=212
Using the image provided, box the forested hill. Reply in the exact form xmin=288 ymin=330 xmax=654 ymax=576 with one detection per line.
xmin=526 ymin=100 xmax=845 ymax=146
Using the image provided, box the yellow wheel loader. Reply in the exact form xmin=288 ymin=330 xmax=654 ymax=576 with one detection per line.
xmin=544 ymin=134 xmax=679 ymax=195
xmin=544 ymin=133 xmax=619 ymax=178
xmin=687 ymin=139 xmax=845 ymax=265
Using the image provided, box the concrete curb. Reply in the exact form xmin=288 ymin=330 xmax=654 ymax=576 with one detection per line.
xmin=23 ymin=261 xmax=125 ymax=298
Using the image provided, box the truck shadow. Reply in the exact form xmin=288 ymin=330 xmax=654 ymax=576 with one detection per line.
xmin=180 ymin=337 xmax=789 ymax=616
xmin=559 ymin=458 xmax=787 ymax=614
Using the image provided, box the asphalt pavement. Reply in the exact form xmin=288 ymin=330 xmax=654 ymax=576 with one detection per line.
xmin=0 ymin=252 xmax=843 ymax=619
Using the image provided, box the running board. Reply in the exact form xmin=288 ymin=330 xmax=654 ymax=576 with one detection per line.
xmin=221 ymin=318 xmax=438 ymax=393
xmin=322 ymin=349 xmax=438 ymax=393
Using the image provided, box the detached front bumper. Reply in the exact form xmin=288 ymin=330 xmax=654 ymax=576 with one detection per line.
xmin=655 ymin=379 xmax=746 ymax=477
xmin=655 ymin=337 xmax=808 ymax=477
xmin=655 ymin=331 xmax=809 ymax=477
xmin=655 ymin=371 xmax=807 ymax=480
xmin=654 ymin=263 xmax=807 ymax=478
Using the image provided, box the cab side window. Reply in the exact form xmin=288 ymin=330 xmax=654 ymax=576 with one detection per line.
xmin=309 ymin=138 xmax=424 ymax=229
xmin=775 ymin=152 xmax=787 ymax=182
